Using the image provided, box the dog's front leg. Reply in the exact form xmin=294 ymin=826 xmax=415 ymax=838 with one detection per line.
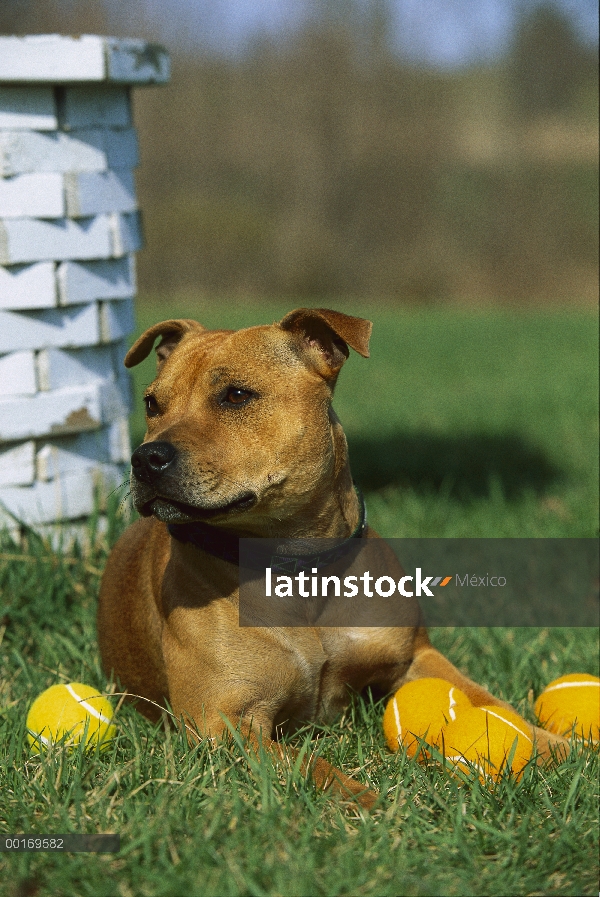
xmin=401 ymin=629 xmax=569 ymax=762
xmin=169 ymin=691 xmax=379 ymax=811
xmin=241 ymin=725 xmax=380 ymax=811
xmin=405 ymin=629 xmax=514 ymax=708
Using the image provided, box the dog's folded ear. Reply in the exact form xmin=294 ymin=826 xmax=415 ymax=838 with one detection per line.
xmin=279 ymin=308 xmax=372 ymax=380
xmin=124 ymin=319 xmax=205 ymax=369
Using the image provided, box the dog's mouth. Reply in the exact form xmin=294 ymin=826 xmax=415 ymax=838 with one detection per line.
xmin=140 ymin=492 xmax=257 ymax=523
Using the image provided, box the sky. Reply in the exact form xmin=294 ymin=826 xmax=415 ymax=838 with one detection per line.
xmin=136 ymin=0 xmax=599 ymax=65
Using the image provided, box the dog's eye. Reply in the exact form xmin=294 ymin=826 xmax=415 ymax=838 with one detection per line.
xmin=145 ymin=395 xmax=160 ymax=417
xmin=223 ymin=387 xmax=253 ymax=406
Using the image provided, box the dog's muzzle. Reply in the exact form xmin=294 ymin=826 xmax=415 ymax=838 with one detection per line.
xmin=131 ymin=441 xmax=177 ymax=485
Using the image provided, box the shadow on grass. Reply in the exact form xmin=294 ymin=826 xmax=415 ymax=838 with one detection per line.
xmin=347 ymin=431 xmax=562 ymax=501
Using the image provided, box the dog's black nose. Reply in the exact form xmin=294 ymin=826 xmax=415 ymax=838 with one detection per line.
xmin=131 ymin=441 xmax=177 ymax=484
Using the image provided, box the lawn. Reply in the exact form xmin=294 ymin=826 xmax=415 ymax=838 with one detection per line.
xmin=0 ymin=301 xmax=598 ymax=896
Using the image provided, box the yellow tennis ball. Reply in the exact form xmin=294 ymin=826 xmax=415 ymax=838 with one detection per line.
xmin=441 ymin=705 xmax=534 ymax=783
xmin=26 ymin=683 xmax=116 ymax=753
xmin=535 ymin=673 xmax=600 ymax=744
xmin=383 ymin=677 xmax=472 ymax=757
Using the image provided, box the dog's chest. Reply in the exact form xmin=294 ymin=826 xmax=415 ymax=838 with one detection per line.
xmin=271 ymin=626 xmax=400 ymax=729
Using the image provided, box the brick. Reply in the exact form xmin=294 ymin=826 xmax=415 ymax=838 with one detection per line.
xmin=110 ymin=211 xmax=143 ymax=256
xmin=0 ymin=36 xmax=169 ymax=85
xmin=0 ymin=304 xmax=100 ymax=354
xmin=0 ymin=471 xmax=95 ymax=525
xmin=0 ymin=350 xmax=37 ymax=396
xmin=0 ymin=86 xmax=57 ymax=130
xmin=0 ymin=172 xmax=64 ymax=218
xmin=0 ymin=261 xmax=57 ymax=310
xmin=36 ymin=344 xmax=116 ymax=391
xmin=38 ymin=446 xmax=127 ymax=498
xmin=35 ymin=422 xmax=131 ymax=482
xmin=108 ymin=417 xmax=132 ymax=463
xmin=109 ymin=344 xmax=133 ymax=413
xmin=0 ymin=385 xmax=101 ymax=441
xmin=0 ymin=379 xmax=130 ymax=441
xmin=0 ymin=129 xmax=103 ymax=175
xmin=99 ymin=299 xmax=136 ymax=343
xmin=102 ymin=130 xmax=139 ymax=170
xmin=58 ymin=86 xmax=131 ymax=129
xmin=102 ymin=375 xmax=132 ymax=419
xmin=105 ymin=39 xmax=171 ymax=85
xmin=0 ymin=215 xmax=112 ymax=264
xmin=0 ymin=213 xmax=144 ymax=265
xmin=36 ymin=430 xmax=115 ymax=480
xmin=57 ymin=256 xmax=135 ymax=305
xmin=37 ymin=442 xmax=73 ymax=481
xmin=0 ymin=127 xmax=138 ymax=176
xmin=65 ymin=169 xmax=136 ymax=217
xmin=0 ymin=441 xmax=35 ymax=487
xmin=0 ymin=36 xmax=106 ymax=83
xmin=110 ymin=339 xmax=129 ymax=374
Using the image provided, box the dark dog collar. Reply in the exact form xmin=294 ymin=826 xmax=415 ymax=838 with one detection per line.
xmin=168 ymin=487 xmax=366 ymax=570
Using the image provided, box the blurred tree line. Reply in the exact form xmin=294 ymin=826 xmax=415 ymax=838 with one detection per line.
xmin=2 ymin=1 xmax=598 ymax=303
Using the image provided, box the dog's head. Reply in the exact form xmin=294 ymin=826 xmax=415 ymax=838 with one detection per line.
xmin=125 ymin=308 xmax=371 ymax=532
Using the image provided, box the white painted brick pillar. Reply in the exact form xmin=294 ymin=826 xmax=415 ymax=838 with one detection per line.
xmin=0 ymin=35 xmax=169 ymax=537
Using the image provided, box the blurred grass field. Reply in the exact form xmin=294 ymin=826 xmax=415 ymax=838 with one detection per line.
xmin=0 ymin=301 xmax=598 ymax=896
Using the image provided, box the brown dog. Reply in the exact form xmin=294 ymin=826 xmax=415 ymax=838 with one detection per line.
xmin=98 ymin=308 xmax=565 ymax=809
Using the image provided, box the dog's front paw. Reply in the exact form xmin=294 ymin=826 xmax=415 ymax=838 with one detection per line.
xmin=309 ymin=756 xmax=379 ymax=810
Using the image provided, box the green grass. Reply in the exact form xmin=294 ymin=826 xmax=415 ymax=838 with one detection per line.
xmin=0 ymin=302 xmax=598 ymax=896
